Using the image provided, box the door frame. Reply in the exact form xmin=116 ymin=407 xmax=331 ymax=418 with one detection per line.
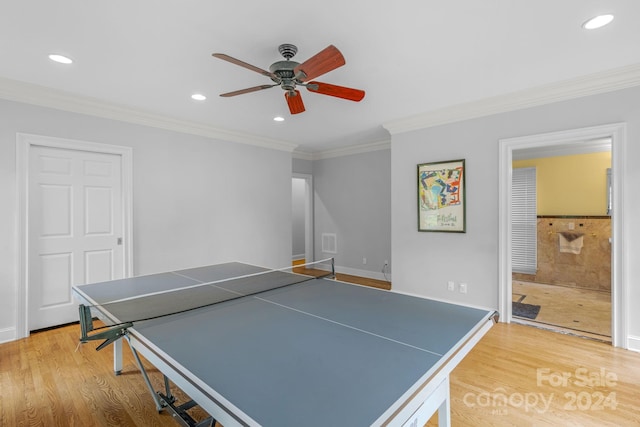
xmin=16 ymin=133 xmax=133 ymax=339
xmin=293 ymin=173 xmax=314 ymax=264
xmin=498 ymin=123 xmax=627 ymax=348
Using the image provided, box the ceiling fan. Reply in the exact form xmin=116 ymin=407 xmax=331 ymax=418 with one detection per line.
xmin=212 ymin=44 xmax=365 ymax=114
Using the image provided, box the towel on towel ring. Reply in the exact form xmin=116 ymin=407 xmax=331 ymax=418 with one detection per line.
xmin=559 ymin=232 xmax=584 ymax=254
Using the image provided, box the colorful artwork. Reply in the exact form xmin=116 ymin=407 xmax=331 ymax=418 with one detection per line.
xmin=417 ymin=159 xmax=466 ymax=232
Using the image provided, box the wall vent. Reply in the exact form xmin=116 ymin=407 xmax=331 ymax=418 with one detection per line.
xmin=321 ymin=233 xmax=337 ymax=254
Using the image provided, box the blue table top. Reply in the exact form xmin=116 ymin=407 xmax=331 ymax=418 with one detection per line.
xmin=75 ymin=262 xmax=494 ymax=426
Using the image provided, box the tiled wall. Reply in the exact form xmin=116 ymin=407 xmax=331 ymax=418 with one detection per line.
xmin=513 ymin=216 xmax=611 ymax=292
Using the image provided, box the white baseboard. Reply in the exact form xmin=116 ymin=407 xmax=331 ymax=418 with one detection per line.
xmin=0 ymin=327 xmax=16 ymax=344
xmin=292 ymin=254 xmax=305 ymax=262
xmin=628 ymin=335 xmax=640 ymax=352
xmin=315 ymin=263 xmax=391 ymax=283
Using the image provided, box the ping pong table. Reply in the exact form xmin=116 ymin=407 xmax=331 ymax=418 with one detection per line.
xmin=73 ymin=261 xmax=496 ymax=427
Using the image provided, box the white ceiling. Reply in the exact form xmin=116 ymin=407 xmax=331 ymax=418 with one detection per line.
xmin=1 ymin=1 xmax=639 ymax=155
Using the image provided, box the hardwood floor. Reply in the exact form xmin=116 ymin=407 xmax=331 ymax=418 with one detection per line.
xmin=427 ymin=322 xmax=640 ymax=426
xmin=292 ymin=258 xmax=391 ymax=288
xmin=2 ymin=279 xmax=638 ymax=426
xmin=292 ymin=264 xmax=392 ymax=290
xmin=0 ymin=322 xmax=189 ymax=427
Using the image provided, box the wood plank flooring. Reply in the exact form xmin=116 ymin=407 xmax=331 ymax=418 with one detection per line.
xmin=2 ymin=278 xmax=638 ymax=426
xmin=427 ymin=322 xmax=640 ymax=426
xmin=0 ymin=322 xmax=188 ymax=427
xmin=292 ymin=264 xmax=392 ymax=290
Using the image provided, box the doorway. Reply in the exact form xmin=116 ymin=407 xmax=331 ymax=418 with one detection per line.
xmin=292 ymin=173 xmax=313 ymax=265
xmin=498 ymin=123 xmax=628 ymax=348
xmin=16 ymin=133 xmax=133 ymax=338
xmin=510 ymin=143 xmax=612 ymax=340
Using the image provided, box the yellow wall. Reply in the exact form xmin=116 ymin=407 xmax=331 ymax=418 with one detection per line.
xmin=513 ymin=151 xmax=611 ymax=216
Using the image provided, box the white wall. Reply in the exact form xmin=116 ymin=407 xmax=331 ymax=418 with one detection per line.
xmin=391 ymin=86 xmax=640 ymax=348
xmin=0 ymin=99 xmax=293 ymax=342
xmin=313 ymin=149 xmax=391 ymax=279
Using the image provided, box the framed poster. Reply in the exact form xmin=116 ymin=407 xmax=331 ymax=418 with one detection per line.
xmin=417 ymin=159 xmax=466 ymax=232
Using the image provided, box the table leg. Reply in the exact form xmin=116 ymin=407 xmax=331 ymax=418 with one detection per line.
xmin=399 ymin=375 xmax=451 ymax=427
xmin=113 ymin=337 xmax=123 ymax=375
xmin=437 ymin=379 xmax=451 ymax=427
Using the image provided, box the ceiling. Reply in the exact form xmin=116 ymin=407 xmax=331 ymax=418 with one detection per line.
xmin=1 ymin=1 xmax=639 ymax=155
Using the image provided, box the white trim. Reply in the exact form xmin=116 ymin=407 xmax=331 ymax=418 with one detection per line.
xmin=291 ymin=150 xmax=315 ymax=161
xmin=383 ymin=63 xmax=640 ymax=135
xmin=15 ymin=133 xmax=134 ymax=339
xmin=0 ymin=77 xmax=297 ymax=153
xmin=498 ymin=123 xmax=627 ymax=348
xmin=315 ymin=262 xmax=392 ymax=283
xmin=294 ymin=139 xmax=391 ymax=161
xmin=512 ymin=137 xmax=611 ymax=160
xmin=0 ymin=327 xmax=16 ymax=344
xmin=628 ymin=336 xmax=640 ymax=353
xmin=336 ymin=265 xmax=391 ymax=283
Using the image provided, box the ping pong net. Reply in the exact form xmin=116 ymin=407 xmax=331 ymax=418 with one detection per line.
xmin=78 ymin=258 xmax=335 ymax=351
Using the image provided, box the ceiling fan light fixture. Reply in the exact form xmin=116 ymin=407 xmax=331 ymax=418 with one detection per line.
xmin=48 ymin=54 xmax=73 ymax=64
xmin=582 ymin=14 xmax=614 ymax=30
xmin=212 ymin=44 xmax=364 ymax=114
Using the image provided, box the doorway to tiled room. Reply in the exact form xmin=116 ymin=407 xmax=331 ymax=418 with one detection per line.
xmin=511 ymin=140 xmax=612 ymax=342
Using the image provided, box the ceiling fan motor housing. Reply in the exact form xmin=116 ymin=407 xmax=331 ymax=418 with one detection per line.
xmin=269 ymin=60 xmax=300 ymax=90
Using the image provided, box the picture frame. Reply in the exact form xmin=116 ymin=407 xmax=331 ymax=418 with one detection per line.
xmin=417 ymin=159 xmax=466 ymax=232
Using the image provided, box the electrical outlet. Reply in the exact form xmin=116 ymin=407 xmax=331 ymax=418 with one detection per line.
xmin=459 ymin=283 xmax=468 ymax=294
xmin=362 ymin=257 xmax=367 ymax=265
xmin=447 ymin=281 xmax=455 ymax=291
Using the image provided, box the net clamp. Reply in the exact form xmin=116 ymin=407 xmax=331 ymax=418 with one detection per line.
xmin=79 ymin=304 xmax=133 ymax=351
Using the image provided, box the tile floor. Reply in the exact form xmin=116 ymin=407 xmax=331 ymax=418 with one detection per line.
xmin=512 ymin=281 xmax=611 ymax=340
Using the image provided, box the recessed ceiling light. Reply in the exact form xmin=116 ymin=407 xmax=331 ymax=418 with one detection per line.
xmin=191 ymin=93 xmax=207 ymax=101
xmin=582 ymin=14 xmax=614 ymax=30
xmin=48 ymin=54 xmax=73 ymax=64
xmin=273 ymin=116 xmax=285 ymax=122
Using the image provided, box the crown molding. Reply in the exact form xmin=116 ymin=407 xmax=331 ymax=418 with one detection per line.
xmin=0 ymin=77 xmax=298 ymax=153
xmin=512 ymin=137 xmax=611 ymax=160
xmin=294 ymin=138 xmax=391 ymax=161
xmin=383 ymin=63 xmax=640 ymax=135
xmin=291 ymin=150 xmax=315 ymax=161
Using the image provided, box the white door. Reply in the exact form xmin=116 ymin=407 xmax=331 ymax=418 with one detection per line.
xmin=28 ymin=145 xmax=124 ymax=330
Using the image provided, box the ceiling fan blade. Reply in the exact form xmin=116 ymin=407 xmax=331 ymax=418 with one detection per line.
xmin=306 ymin=81 xmax=365 ymax=102
xmin=212 ymin=53 xmax=278 ymax=79
xmin=294 ymin=45 xmax=345 ymax=82
xmin=285 ymin=90 xmax=305 ymax=114
xmin=220 ymin=84 xmax=277 ymax=97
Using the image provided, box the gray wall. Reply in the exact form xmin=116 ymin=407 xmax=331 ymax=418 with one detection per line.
xmin=0 ymin=99 xmax=293 ymax=342
xmin=292 ymin=157 xmax=313 ymax=175
xmin=391 ymin=86 xmax=640 ymax=346
xmin=313 ymin=149 xmax=391 ymax=279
